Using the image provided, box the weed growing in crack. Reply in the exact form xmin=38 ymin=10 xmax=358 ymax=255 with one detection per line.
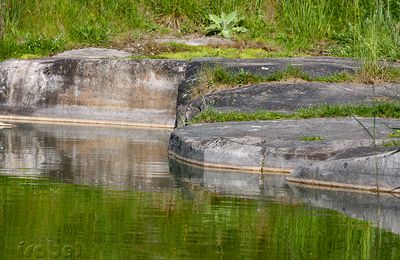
xmin=299 ymin=135 xmax=324 ymax=141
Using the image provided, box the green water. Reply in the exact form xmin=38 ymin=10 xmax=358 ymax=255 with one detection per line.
xmin=1 ymin=124 xmax=400 ymax=259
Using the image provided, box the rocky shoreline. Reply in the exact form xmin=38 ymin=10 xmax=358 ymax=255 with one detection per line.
xmin=1 ymin=48 xmax=400 ymax=193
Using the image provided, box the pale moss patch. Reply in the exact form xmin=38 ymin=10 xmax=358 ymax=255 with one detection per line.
xmin=20 ymin=54 xmax=42 ymax=59
xmin=150 ymin=46 xmax=296 ymax=60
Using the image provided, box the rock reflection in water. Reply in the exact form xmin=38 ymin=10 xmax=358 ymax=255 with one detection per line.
xmin=170 ymin=157 xmax=400 ymax=236
xmin=290 ymin=184 xmax=400 ymax=235
xmin=169 ymin=158 xmax=297 ymax=201
xmin=0 ymin=123 xmax=174 ymax=190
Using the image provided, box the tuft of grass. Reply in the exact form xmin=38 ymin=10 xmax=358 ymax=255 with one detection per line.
xmin=299 ymin=136 xmax=324 ymax=141
xmin=0 ymin=33 xmax=65 ymax=60
xmin=190 ymin=102 xmax=400 ymax=124
xmin=352 ymin=63 xmax=400 ymax=84
xmin=388 ymin=130 xmax=400 ymax=138
xmin=383 ymin=140 xmax=400 ymax=147
xmin=314 ymin=72 xmax=353 ymax=83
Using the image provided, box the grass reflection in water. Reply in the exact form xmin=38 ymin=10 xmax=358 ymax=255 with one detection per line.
xmin=1 ymin=176 xmax=400 ymax=259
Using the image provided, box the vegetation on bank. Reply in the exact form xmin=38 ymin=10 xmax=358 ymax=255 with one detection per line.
xmin=136 ymin=43 xmax=295 ymax=60
xmin=191 ymin=64 xmax=400 ymax=98
xmin=0 ymin=0 xmax=399 ymax=61
xmin=190 ymin=102 xmax=400 ymax=124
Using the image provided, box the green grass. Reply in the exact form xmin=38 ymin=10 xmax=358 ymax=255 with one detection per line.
xmin=203 ymin=65 xmax=400 ymax=85
xmin=388 ymin=130 xmax=400 ymax=138
xmin=206 ymin=65 xmax=313 ymax=84
xmin=383 ymin=140 xmax=400 ymax=147
xmin=190 ymin=64 xmax=400 ymax=98
xmin=192 ymin=65 xmax=320 ymax=97
xmin=352 ymin=63 xmax=400 ymax=84
xmin=145 ymin=46 xmax=294 ymax=60
xmin=190 ymin=102 xmax=400 ymax=124
xmin=299 ymin=135 xmax=324 ymax=141
xmin=0 ymin=0 xmax=399 ymax=61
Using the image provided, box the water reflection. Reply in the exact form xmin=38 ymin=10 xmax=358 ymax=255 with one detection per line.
xmin=0 ymin=123 xmax=174 ymax=190
xmin=1 ymin=124 xmax=400 ymax=258
xmin=169 ymin=158 xmax=296 ymax=201
xmin=290 ymin=184 xmax=400 ymax=235
xmin=171 ymin=157 xmax=400 ymax=237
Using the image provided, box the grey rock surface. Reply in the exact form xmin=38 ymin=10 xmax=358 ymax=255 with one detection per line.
xmin=2 ymin=53 xmax=374 ymax=128
xmin=169 ymin=118 xmax=400 ymax=188
xmin=177 ymin=57 xmax=363 ymax=106
xmin=189 ymin=82 xmax=400 ymax=114
xmin=2 ymin=52 xmax=400 ymax=131
xmin=0 ymin=58 xmax=186 ymax=127
xmin=292 ymin=150 xmax=400 ymax=189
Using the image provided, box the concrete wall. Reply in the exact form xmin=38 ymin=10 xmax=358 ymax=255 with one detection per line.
xmin=0 ymin=58 xmax=187 ymax=128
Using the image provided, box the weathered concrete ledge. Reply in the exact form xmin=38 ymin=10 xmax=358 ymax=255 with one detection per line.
xmin=1 ymin=50 xmax=391 ymax=128
xmin=168 ymin=118 xmax=400 ymax=192
xmin=0 ymin=49 xmax=186 ymax=128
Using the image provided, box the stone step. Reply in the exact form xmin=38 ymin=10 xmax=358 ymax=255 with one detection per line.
xmin=187 ymin=82 xmax=400 ymax=114
xmin=168 ymin=118 xmax=400 ymax=192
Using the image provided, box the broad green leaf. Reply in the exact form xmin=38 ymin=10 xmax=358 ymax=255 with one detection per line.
xmin=206 ymin=24 xmax=220 ymax=30
xmin=232 ymin=26 xmax=248 ymax=33
xmin=225 ymin=11 xmax=238 ymax=25
xmin=221 ymin=29 xmax=232 ymax=38
xmin=220 ymin=12 xmax=227 ymax=20
xmin=209 ymin=14 xmax=222 ymax=25
xmin=206 ymin=24 xmax=221 ymax=33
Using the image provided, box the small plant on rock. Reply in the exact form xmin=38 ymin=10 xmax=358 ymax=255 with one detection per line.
xmin=388 ymin=129 xmax=400 ymax=138
xmin=206 ymin=11 xmax=248 ymax=39
xmin=299 ymin=135 xmax=324 ymax=141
